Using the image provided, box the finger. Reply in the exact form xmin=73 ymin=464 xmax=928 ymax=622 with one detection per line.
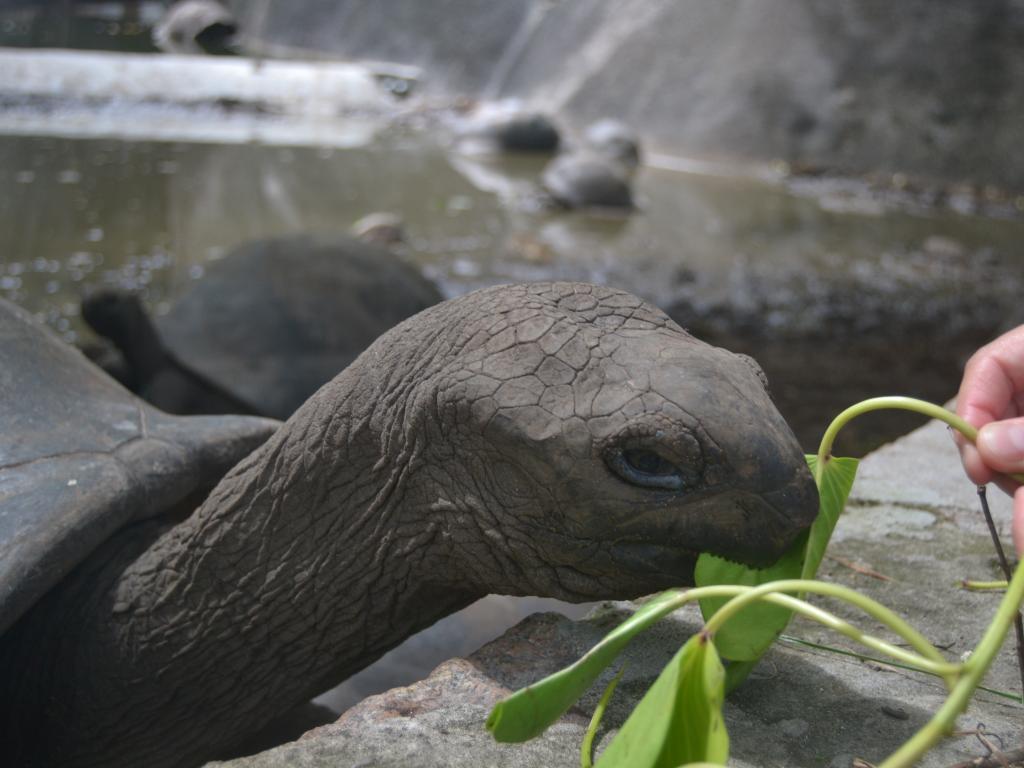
xmin=976 ymin=417 xmax=1024 ymax=475
xmin=957 ymin=440 xmax=997 ymax=486
xmin=1014 ymin=487 xmax=1024 ymax=558
xmin=990 ymin=473 xmax=1022 ymax=498
xmin=957 ymin=328 xmax=1024 ymax=429
xmin=953 ymin=424 xmax=996 ymax=484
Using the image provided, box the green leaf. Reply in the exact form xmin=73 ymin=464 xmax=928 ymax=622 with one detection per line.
xmin=721 ymin=659 xmax=758 ymax=691
xmin=487 ymin=590 xmax=685 ymax=742
xmin=694 ymin=455 xmax=859 ymax=665
xmin=581 ymin=666 xmax=626 ymax=768
xmin=489 ymin=455 xmax=863 ymax=746
xmin=694 ymin=533 xmax=806 ymax=660
xmin=802 ymin=455 xmax=859 ymax=579
xmin=594 ymin=633 xmax=728 ymax=768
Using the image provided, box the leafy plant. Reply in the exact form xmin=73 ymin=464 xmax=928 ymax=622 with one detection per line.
xmin=487 ymin=397 xmax=1024 ymax=767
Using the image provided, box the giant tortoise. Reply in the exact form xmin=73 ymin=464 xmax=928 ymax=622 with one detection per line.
xmin=0 ymin=283 xmax=817 ymax=767
xmin=81 ymin=289 xmax=260 ymax=416
xmin=83 ymin=233 xmax=444 ymax=419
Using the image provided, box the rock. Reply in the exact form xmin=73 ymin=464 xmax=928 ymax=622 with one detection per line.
xmin=233 ymin=0 xmax=1024 ymax=190
xmin=312 ymin=595 xmax=595 ymax=715
xmin=208 ymin=615 xmax=597 ymax=767
xmin=488 ymin=112 xmax=561 ymax=153
xmin=351 ymin=212 xmax=406 ymax=246
xmin=584 ymin=119 xmax=641 ymax=169
xmin=153 ymin=0 xmax=239 ymax=56
xmin=459 ymin=107 xmax=562 ymax=154
xmin=210 ymin=417 xmax=1024 ymax=767
xmin=541 ymin=153 xmax=634 ymax=210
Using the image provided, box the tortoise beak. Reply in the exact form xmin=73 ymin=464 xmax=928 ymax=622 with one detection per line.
xmin=732 ymin=468 xmax=819 ymax=567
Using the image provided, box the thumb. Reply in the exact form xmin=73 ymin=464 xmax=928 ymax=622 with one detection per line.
xmin=976 ymin=418 xmax=1024 ymax=475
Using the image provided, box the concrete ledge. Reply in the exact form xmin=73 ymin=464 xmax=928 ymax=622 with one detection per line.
xmin=0 ymin=47 xmax=389 ymax=147
xmin=0 ymin=47 xmax=387 ymax=112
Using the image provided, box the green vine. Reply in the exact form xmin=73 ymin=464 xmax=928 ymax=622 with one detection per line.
xmin=814 ymin=395 xmax=1024 ymax=485
xmin=815 ymin=396 xmax=1024 ymax=768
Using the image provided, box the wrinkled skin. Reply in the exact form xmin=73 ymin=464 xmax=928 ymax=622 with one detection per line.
xmin=0 ymin=283 xmax=816 ymax=767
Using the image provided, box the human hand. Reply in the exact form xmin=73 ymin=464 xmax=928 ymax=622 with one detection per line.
xmin=956 ymin=325 xmax=1024 ymax=556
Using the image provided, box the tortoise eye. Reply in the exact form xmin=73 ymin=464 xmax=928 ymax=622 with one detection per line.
xmin=607 ymin=448 xmax=685 ymax=491
xmin=623 ymin=449 xmax=675 ymax=476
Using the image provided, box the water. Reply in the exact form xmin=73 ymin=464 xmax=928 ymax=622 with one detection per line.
xmin=0 ymin=1 xmax=164 ymax=53
xmin=5 ymin=126 xmax=1024 ymax=451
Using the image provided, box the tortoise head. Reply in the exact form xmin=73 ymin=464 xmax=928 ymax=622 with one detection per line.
xmin=81 ymin=290 xmax=150 ymax=345
xmin=370 ymin=283 xmax=818 ymax=601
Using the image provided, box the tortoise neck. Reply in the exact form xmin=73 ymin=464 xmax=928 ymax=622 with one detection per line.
xmin=108 ymin=305 xmax=169 ymax=385
xmin=27 ymin=372 xmax=478 ymax=767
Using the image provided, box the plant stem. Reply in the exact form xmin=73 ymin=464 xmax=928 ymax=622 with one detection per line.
xmin=606 ymin=584 xmax=955 ymax=679
xmin=702 ymin=579 xmax=954 ymax=682
xmin=813 ymin=396 xmax=1024 ymax=485
xmin=877 ymin=552 xmax=1024 ymax=768
xmin=961 ymin=580 xmax=1009 ymax=592
xmin=808 ymin=396 xmax=1024 ymax=766
xmin=581 ymin=666 xmax=625 ymax=768
xmin=977 ymin=487 xmax=1015 ymax=582
xmin=777 ymin=635 xmax=1022 ymax=703
xmin=975 ymin=487 xmax=1024 ymax=702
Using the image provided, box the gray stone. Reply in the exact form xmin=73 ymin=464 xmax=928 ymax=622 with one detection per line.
xmin=231 ymin=0 xmax=1024 ymax=190
xmin=210 ymin=417 xmax=1024 ymax=767
xmin=541 ymin=153 xmax=634 ymax=210
xmin=154 ymin=0 xmax=238 ymax=55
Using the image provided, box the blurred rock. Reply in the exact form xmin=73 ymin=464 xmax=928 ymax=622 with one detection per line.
xmin=230 ymin=0 xmax=1024 ymax=190
xmin=351 ymin=212 xmax=406 ymax=246
xmin=584 ymin=119 xmax=641 ymax=170
xmin=457 ymin=105 xmax=561 ymax=154
xmin=541 ymin=153 xmax=634 ymax=210
xmin=154 ymin=0 xmax=239 ymax=56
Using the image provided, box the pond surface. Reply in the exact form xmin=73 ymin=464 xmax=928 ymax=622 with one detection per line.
xmin=0 ymin=1 xmax=163 ymax=53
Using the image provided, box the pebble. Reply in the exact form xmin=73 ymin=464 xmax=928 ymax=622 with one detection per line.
xmin=881 ymin=704 xmax=909 ymax=720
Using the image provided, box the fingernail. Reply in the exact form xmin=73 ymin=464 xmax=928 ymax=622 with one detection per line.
xmin=979 ymin=422 xmax=1024 ymax=462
